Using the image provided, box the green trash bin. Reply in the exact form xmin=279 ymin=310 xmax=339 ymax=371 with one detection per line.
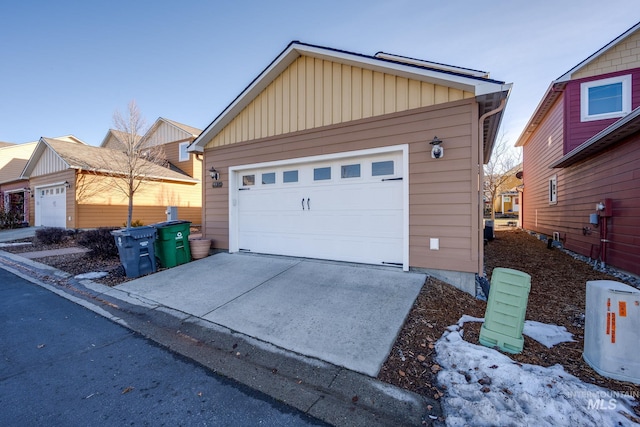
xmin=152 ymin=220 xmax=192 ymax=268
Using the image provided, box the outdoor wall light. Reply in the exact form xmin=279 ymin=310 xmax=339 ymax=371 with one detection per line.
xmin=64 ymin=181 xmax=71 ymax=189
xmin=430 ymin=136 xmax=444 ymax=159
xmin=209 ymin=166 xmax=220 ymax=181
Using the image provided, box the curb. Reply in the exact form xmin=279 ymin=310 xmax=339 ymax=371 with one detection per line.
xmin=0 ymin=250 xmax=441 ymax=426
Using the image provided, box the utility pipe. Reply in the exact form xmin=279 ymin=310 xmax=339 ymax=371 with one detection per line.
xmin=477 ymin=97 xmax=507 ymax=275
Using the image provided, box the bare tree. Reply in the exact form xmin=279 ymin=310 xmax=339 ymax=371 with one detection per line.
xmin=100 ymin=100 xmax=166 ymax=228
xmin=484 ymin=134 xmax=521 ymax=220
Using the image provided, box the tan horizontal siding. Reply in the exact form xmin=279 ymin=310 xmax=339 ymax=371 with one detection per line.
xmin=203 ymin=99 xmax=480 ymax=273
xmin=205 ymin=56 xmax=474 ymax=149
xmin=77 ymin=205 xmax=201 ymax=228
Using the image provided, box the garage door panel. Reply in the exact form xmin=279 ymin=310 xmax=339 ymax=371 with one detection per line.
xmin=35 ymin=185 xmax=66 ymax=228
xmin=235 ymin=151 xmax=404 ymax=266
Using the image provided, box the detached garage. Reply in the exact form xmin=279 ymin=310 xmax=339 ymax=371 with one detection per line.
xmin=190 ymin=42 xmax=511 ymax=294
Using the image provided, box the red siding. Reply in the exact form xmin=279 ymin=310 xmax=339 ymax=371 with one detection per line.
xmin=564 ymin=67 xmax=640 ymax=153
xmin=524 ymin=96 xmax=640 ymax=276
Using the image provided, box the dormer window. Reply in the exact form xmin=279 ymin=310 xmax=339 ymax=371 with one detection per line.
xmin=580 ymin=74 xmax=631 ymax=122
xmin=179 ymin=142 xmax=190 ymax=162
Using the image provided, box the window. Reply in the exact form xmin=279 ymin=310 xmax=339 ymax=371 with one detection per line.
xmin=283 ymin=170 xmax=298 ymax=183
xmin=372 ymin=160 xmax=394 ymax=176
xmin=503 ymin=196 xmax=511 ymax=202
xmin=549 ymin=175 xmax=557 ymax=204
xmin=179 ymin=142 xmax=190 ymax=162
xmin=262 ymin=172 xmax=275 ymax=184
xmin=341 ymin=164 xmax=361 ymax=178
xmin=580 ymin=75 xmax=631 ymax=122
xmin=242 ymin=175 xmax=255 ymax=186
xmin=313 ymin=167 xmax=331 ymax=181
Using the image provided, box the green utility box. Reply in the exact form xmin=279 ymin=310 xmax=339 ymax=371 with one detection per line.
xmin=479 ymin=267 xmax=531 ymax=354
xmin=152 ymin=220 xmax=192 ymax=268
xmin=112 ymin=226 xmax=158 ymax=278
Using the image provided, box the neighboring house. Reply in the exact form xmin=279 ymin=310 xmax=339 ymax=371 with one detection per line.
xmin=101 ymin=118 xmax=203 ymax=222
xmin=190 ymin=41 xmax=511 ymax=294
xmin=0 ymin=141 xmax=38 ymax=226
xmin=515 ymin=22 xmax=640 ymax=276
xmin=21 ymin=136 xmax=199 ymax=228
xmin=485 ymin=164 xmax=522 ymax=217
xmin=0 ymin=141 xmax=14 ymax=148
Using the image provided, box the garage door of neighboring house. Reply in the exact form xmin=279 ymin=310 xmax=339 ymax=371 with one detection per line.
xmin=35 ymin=184 xmax=67 ymax=228
xmin=230 ymin=147 xmax=408 ymax=269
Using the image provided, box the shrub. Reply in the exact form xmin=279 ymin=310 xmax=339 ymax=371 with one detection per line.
xmin=0 ymin=211 xmax=23 ymax=229
xmin=36 ymin=227 xmax=67 ymax=245
xmin=78 ymin=228 xmax=119 ymax=258
xmin=122 ymin=219 xmax=144 ymax=228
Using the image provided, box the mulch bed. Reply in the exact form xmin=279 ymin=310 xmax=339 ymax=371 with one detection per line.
xmin=378 ymin=228 xmax=639 ymax=416
xmin=3 ymin=227 xmax=639 ymax=416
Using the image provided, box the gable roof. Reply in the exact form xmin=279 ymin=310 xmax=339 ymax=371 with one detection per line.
xmin=0 ymin=142 xmax=37 ymax=184
xmin=516 ymin=21 xmax=640 ymax=147
xmin=22 ymin=137 xmax=197 ymax=183
xmin=160 ymin=118 xmax=202 ymax=138
xmin=100 ymin=129 xmax=142 ymax=148
xmin=191 ymin=41 xmax=511 ymax=157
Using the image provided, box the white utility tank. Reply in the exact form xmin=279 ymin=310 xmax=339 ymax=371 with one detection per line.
xmin=584 ymin=280 xmax=640 ymax=384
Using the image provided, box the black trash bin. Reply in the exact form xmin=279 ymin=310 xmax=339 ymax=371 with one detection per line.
xmin=484 ymin=219 xmax=495 ymax=241
xmin=112 ymin=226 xmax=158 ymax=278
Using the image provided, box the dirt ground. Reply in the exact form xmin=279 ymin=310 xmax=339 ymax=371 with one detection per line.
xmin=3 ymin=227 xmax=639 ymax=417
xmin=378 ymin=228 xmax=640 ymax=417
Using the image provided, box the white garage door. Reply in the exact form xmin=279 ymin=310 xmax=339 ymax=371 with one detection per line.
xmin=234 ymin=150 xmax=405 ymax=267
xmin=35 ymin=185 xmax=66 ymax=228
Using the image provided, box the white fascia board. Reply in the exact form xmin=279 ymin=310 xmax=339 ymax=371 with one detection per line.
xmin=475 ymin=81 xmax=513 ymax=97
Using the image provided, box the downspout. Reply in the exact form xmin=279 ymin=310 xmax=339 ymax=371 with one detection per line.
xmin=477 ymin=98 xmax=507 ymax=277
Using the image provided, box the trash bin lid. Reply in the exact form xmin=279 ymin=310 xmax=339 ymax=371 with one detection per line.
xmin=152 ymin=220 xmax=192 ymax=228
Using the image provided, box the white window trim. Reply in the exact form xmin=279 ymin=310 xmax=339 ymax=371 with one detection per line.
xmin=549 ymin=175 xmax=557 ymax=205
xmin=580 ymin=74 xmax=631 ymax=122
xmin=179 ymin=142 xmax=190 ymax=162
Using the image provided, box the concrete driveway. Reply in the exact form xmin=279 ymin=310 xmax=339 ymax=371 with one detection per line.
xmin=111 ymin=253 xmax=426 ymax=376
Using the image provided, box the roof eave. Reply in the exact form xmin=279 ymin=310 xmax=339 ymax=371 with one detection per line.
xmin=514 ymin=81 xmax=566 ymax=147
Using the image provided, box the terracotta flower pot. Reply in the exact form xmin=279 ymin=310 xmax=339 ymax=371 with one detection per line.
xmin=189 ymin=238 xmax=211 ymax=260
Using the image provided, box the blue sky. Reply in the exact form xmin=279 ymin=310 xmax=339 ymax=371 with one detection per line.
xmin=1 ymin=1 xmax=638 ymax=148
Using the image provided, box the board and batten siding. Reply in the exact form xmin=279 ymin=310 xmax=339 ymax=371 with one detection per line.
xmin=205 ymin=56 xmax=475 ymax=149
xmin=203 ymin=99 xmax=481 ymax=274
xmin=521 ymin=95 xmax=565 ymax=234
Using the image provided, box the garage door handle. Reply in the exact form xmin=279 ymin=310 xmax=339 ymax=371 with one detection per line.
xmin=307 ymin=198 xmax=310 ymax=210
xmin=302 ymin=198 xmax=305 ymax=210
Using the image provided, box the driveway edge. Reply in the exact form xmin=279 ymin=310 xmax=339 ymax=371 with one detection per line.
xmin=0 ymin=251 xmax=441 ymax=426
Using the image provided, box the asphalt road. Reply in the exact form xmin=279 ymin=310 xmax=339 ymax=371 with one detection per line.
xmin=0 ymin=268 xmax=328 ymax=426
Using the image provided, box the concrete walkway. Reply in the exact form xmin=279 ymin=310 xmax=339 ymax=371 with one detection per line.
xmin=110 ymin=253 xmax=426 ymax=377
xmin=19 ymin=247 xmax=89 ymax=259
xmin=0 ymin=227 xmax=38 ymax=243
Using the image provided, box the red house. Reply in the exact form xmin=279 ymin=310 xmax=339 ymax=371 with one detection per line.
xmin=516 ymin=22 xmax=640 ymax=276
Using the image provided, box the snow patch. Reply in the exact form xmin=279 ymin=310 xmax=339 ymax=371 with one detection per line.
xmin=435 ymin=318 xmax=637 ymax=426
xmin=523 ymin=320 xmax=575 ymax=348
xmin=74 ymin=272 xmax=108 ymax=280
